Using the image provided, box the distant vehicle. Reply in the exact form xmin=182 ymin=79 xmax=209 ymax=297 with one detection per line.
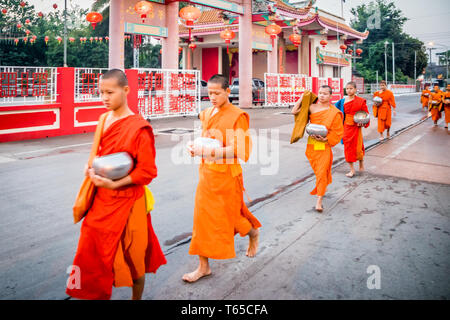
xmin=229 ymin=78 xmax=265 ymax=105
xmin=199 ymin=80 xmax=209 ymax=100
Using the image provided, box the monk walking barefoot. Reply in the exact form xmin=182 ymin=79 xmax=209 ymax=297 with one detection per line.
xmin=429 ymin=85 xmax=443 ymax=126
xmin=183 ymin=74 xmax=261 ymax=283
xmin=373 ymin=81 xmax=396 ymax=140
xmin=66 ymin=69 xmax=166 ymax=300
xmin=336 ymin=82 xmax=370 ymax=178
xmin=303 ymin=86 xmax=344 ymax=213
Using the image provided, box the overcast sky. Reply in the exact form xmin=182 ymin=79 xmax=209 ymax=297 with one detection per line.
xmin=27 ymin=0 xmax=450 ymax=60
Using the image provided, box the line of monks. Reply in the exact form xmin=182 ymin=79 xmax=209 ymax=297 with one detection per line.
xmin=64 ymin=70 xmax=433 ymax=300
xmin=421 ymin=84 xmax=450 ymax=128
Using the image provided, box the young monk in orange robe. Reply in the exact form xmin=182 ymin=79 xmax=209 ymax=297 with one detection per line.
xmin=183 ymin=74 xmax=261 ymax=283
xmin=373 ymin=80 xmax=396 ymax=140
xmin=421 ymin=84 xmax=431 ymax=110
xmin=340 ymin=82 xmax=370 ymax=178
xmin=300 ymin=85 xmax=344 ymax=212
xmin=443 ymin=84 xmax=450 ymax=129
xmin=429 ymin=85 xmax=443 ymax=126
xmin=66 ymin=69 xmax=166 ymax=300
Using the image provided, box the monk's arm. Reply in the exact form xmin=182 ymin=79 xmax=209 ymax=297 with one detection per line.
xmin=88 ymin=128 xmax=157 ymax=189
xmin=362 ymin=100 xmax=370 ymax=128
xmin=291 ymin=94 xmax=304 ymax=115
xmin=327 ymin=113 xmax=345 ymax=147
xmin=128 ymin=127 xmax=157 ymax=185
xmin=207 ymin=114 xmax=252 ymax=162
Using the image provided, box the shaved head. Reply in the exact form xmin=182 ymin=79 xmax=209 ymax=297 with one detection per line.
xmin=101 ymin=69 xmax=128 ymax=87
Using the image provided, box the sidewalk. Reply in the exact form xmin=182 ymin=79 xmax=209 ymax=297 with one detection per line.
xmin=139 ymin=117 xmax=450 ymax=300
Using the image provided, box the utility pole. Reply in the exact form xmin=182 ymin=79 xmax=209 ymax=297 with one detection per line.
xmin=392 ymin=42 xmax=395 ymax=84
xmin=414 ymin=50 xmax=417 ymax=82
xmin=63 ymin=0 xmax=67 ymax=67
xmin=384 ymin=41 xmax=388 ymax=83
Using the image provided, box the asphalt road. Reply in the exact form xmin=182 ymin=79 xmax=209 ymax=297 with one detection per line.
xmin=0 ymin=93 xmax=431 ymax=299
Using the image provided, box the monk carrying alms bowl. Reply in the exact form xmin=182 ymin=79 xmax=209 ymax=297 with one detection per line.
xmin=353 ymin=110 xmax=370 ymax=125
xmin=92 ymin=151 xmax=133 ymax=181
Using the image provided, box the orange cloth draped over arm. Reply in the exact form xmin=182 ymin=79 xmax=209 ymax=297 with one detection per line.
xmin=305 ymin=106 xmax=344 ymax=196
xmin=189 ymin=104 xmax=261 ymax=260
xmin=66 ymin=114 xmax=166 ymax=300
xmin=373 ymin=90 xmax=395 ymax=132
xmin=343 ymin=96 xmax=369 ymax=163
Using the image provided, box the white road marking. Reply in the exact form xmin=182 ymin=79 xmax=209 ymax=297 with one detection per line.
xmin=12 ymin=142 xmax=92 ymax=156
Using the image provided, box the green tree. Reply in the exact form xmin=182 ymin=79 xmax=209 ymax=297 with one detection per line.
xmin=350 ymin=0 xmax=428 ymax=83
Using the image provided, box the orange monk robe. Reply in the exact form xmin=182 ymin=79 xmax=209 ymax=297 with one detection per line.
xmin=429 ymin=91 xmax=443 ymax=122
xmin=443 ymin=91 xmax=450 ymax=124
xmin=189 ymin=103 xmax=261 ymax=260
xmin=373 ymin=90 xmax=396 ymax=133
xmin=305 ymin=106 xmax=344 ymax=196
xmin=421 ymin=89 xmax=431 ymax=108
xmin=343 ymin=96 xmax=370 ymax=163
xmin=66 ymin=114 xmax=166 ymax=300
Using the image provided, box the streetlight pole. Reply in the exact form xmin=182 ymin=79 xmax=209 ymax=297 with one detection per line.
xmin=392 ymin=42 xmax=395 ymax=84
xmin=384 ymin=40 xmax=388 ymax=83
xmin=63 ymin=0 xmax=67 ymax=67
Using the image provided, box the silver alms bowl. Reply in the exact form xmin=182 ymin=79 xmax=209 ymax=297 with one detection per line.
xmin=92 ymin=152 xmax=133 ymax=181
xmin=193 ymin=137 xmax=222 ymax=149
xmin=354 ymin=111 xmax=370 ymax=124
xmin=431 ymin=100 xmax=440 ymax=105
xmin=305 ymin=123 xmax=328 ymax=137
xmin=373 ymin=96 xmax=382 ymax=106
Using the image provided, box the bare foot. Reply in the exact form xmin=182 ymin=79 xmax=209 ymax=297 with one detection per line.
xmin=182 ymin=267 xmax=212 ymax=283
xmin=346 ymin=171 xmax=355 ymax=178
xmin=315 ymin=205 xmax=323 ymax=213
xmin=246 ymin=228 xmax=259 ymax=258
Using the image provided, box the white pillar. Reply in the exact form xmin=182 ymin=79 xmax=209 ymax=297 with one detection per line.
xmin=109 ymin=0 xmax=125 ymax=69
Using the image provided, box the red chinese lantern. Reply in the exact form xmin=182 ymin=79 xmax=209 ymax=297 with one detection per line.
xmin=159 ymin=49 xmax=162 ymax=55
xmin=134 ymin=1 xmax=153 ymax=23
xmin=189 ymin=43 xmax=197 ymax=51
xmin=69 ymin=37 xmax=75 ymax=43
xmin=289 ymin=33 xmax=301 ymax=47
xmin=30 ymin=38 xmax=35 ymax=44
xmin=105 ymin=36 xmax=109 ymax=42
xmin=340 ymin=44 xmax=347 ymax=53
xmin=348 ymin=49 xmax=353 ymax=55
xmin=45 ymin=36 xmax=49 ymax=45
xmin=220 ymin=29 xmax=235 ymax=54
xmin=99 ymin=37 xmax=103 ymax=42
xmin=23 ymin=37 xmax=28 ymax=43
xmin=31 ymin=35 xmax=36 ymax=40
xmin=25 ymin=19 xmax=30 ymax=25
xmin=20 ymin=1 xmax=26 ymax=8
xmin=89 ymin=37 xmax=94 ymax=43
xmin=38 ymin=11 xmax=43 ymax=18
xmin=2 ymin=8 xmax=7 ymax=15
xmin=178 ymin=47 xmax=182 ymax=54
xmin=265 ymin=23 xmax=282 ymax=47
xmin=94 ymin=36 xmax=98 ymax=42
xmin=356 ymin=48 xmax=363 ymax=56
xmin=25 ymin=29 xmax=30 ymax=36
xmin=179 ymin=6 xmax=201 ymax=42
xmin=320 ymin=39 xmax=328 ymax=48
xmin=14 ymin=38 xmax=19 ymax=45
xmin=57 ymin=36 xmax=62 ymax=44
xmin=53 ymin=3 xmax=58 ymax=10
xmin=17 ymin=23 xmax=22 ymax=29
xmin=86 ymin=12 xmax=103 ymax=30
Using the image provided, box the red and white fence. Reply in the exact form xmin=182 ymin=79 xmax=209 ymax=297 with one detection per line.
xmin=0 ymin=66 xmax=58 ymax=105
xmin=388 ymin=84 xmax=416 ymax=94
xmin=264 ymin=73 xmax=343 ymax=107
xmin=136 ymin=68 xmax=201 ymax=119
xmin=0 ymin=66 xmax=201 ymax=142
